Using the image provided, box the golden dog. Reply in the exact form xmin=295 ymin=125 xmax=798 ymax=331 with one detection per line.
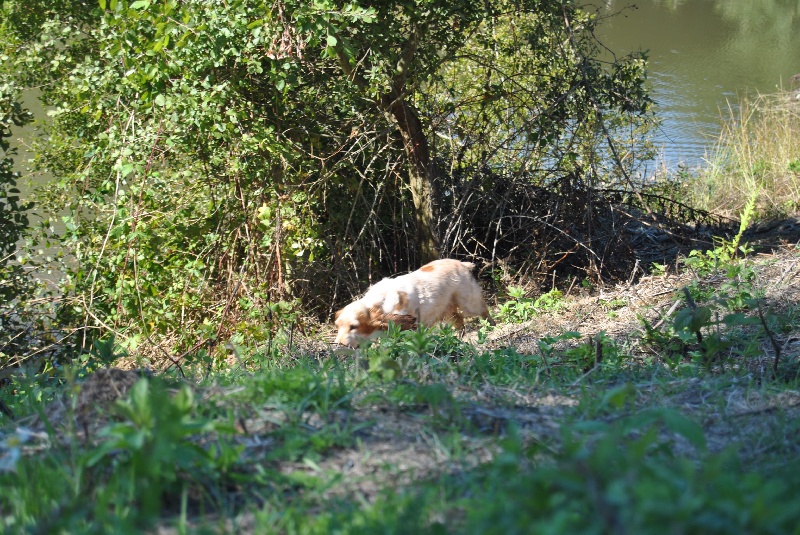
xmin=334 ymin=259 xmax=494 ymax=347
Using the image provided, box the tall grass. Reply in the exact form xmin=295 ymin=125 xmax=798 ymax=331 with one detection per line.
xmin=687 ymin=90 xmax=800 ymax=219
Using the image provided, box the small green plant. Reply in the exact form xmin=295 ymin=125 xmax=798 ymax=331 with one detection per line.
xmin=357 ymin=323 xmax=477 ymax=383
xmin=80 ymin=336 xmax=128 ymax=370
xmin=535 ymin=331 xmax=623 ymax=374
xmin=650 ymin=262 xmax=667 ymax=276
xmin=84 ymin=379 xmax=238 ymax=524
xmin=362 ymin=323 xmax=420 ymax=381
xmin=642 ymin=284 xmax=763 ymax=370
xmin=498 ymin=287 xmax=564 ymax=323
xmin=247 ymin=359 xmax=350 ymax=417
xmin=537 ymin=331 xmax=583 ymax=363
xmin=646 ymin=196 xmax=769 ymax=370
xmin=683 ymin=192 xmax=756 ymax=276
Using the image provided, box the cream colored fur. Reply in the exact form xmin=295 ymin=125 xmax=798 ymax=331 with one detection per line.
xmin=334 ymin=259 xmax=493 ymax=347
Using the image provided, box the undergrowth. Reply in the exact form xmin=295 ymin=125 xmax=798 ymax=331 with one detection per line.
xmin=1 ymin=241 xmax=800 ymax=533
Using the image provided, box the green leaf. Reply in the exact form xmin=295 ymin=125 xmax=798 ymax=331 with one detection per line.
xmin=130 ymin=0 xmax=150 ymax=9
xmin=599 ymin=383 xmax=636 ymax=410
xmin=154 ymin=94 xmax=166 ymax=106
xmin=326 ymin=34 xmax=338 ymax=47
xmin=120 ymin=163 xmax=134 ymax=177
xmin=722 ymin=313 xmax=760 ymax=327
xmin=661 ymin=410 xmax=707 ymax=451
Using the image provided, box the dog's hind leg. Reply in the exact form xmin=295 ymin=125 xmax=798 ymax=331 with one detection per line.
xmin=443 ymin=301 xmax=465 ymax=329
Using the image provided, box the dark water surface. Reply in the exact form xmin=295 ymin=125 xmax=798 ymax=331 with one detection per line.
xmin=595 ymin=0 xmax=800 ymax=172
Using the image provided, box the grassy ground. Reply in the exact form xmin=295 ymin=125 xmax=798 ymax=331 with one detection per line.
xmin=1 ymin=234 xmax=800 ymax=533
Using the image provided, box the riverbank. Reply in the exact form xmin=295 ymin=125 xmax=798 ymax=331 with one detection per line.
xmin=680 ymin=90 xmax=800 ymax=220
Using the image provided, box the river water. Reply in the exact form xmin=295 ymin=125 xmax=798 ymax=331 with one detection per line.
xmin=595 ymin=0 xmax=800 ymax=172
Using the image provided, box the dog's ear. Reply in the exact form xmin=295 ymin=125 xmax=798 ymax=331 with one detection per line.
xmin=367 ymin=305 xmax=385 ymax=327
xmin=385 ymin=313 xmax=418 ymax=331
xmin=334 ymin=309 xmax=343 ymax=321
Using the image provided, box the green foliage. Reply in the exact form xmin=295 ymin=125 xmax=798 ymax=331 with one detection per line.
xmin=1 ymin=377 xmax=241 ymax=532
xmin=649 ymin=262 xmax=668 ymax=276
xmin=643 ymin=285 xmax=765 ymax=371
xmin=360 ymin=323 xmax=476 ymax=382
xmin=85 ymin=335 xmax=129 ymax=369
xmin=684 ymin=189 xmax=756 ymax=279
xmin=639 ymin=195 xmax=773 ymax=370
xmin=1 ymin=0 xmax=653 ymax=354
xmin=497 ymin=287 xmax=564 ymax=323
xmin=85 ymin=379 xmax=233 ymax=519
xmin=643 ymin=241 xmax=767 ymax=371
xmin=454 ymin=415 xmax=799 ymax=534
xmin=538 ymin=331 xmax=583 ymax=362
xmin=246 ymin=359 xmax=350 ymax=418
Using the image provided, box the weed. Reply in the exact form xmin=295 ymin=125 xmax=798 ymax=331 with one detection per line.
xmin=643 ymin=284 xmax=763 ymax=372
xmin=246 ymin=360 xmax=350 ymax=418
xmin=85 ymin=379 xmax=236 ymax=519
xmin=498 ymin=287 xmax=564 ymax=323
xmin=0 ymin=378 xmax=243 ymax=532
xmin=81 ymin=335 xmax=129 ymax=370
xmin=642 ymin=196 xmax=773 ymax=371
xmin=684 ymin=190 xmax=756 ymax=277
xmin=599 ymin=297 xmax=627 ymax=318
xmin=650 ymin=262 xmax=667 ymax=276
xmin=359 ymin=324 xmax=476 ymax=382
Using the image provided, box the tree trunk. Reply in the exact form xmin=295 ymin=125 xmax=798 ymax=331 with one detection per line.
xmin=381 ymin=93 xmax=441 ymax=264
xmin=336 ymin=27 xmax=441 ymax=264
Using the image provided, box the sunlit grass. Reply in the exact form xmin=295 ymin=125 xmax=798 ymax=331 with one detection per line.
xmin=686 ymin=90 xmax=800 ymax=219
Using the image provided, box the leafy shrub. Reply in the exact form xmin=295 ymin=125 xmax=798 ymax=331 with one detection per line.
xmin=497 ymin=287 xmax=564 ymax=323
xmin=459 ymin=414 xmax=799 ymax=534
xmin=1 ymin=377 xmax=240 ymax=532
xmin=641 ymin=198 xmax=773 ymax=371
xmin=84 ymin=379 xmax=240 ymax=520
xmin=358 ymin=323 xmax=477 ymax=382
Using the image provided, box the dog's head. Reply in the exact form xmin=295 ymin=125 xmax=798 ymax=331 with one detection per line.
xmin=333 ymin=301 xmax=418 ymax=347
xmin=334 ymin=302 xmax=379 ymax=347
